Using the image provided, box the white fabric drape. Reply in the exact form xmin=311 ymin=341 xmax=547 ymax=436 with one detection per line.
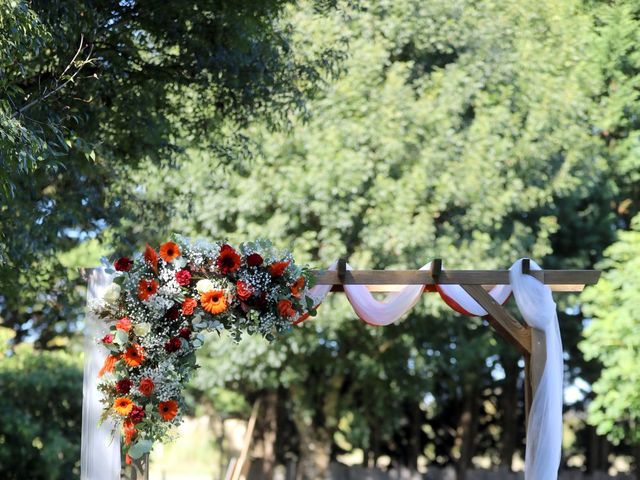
xmin=81 ymin=268 xmax=121 ymax=480
xmin=306 ymin=261 xmax=432 ymax=326
xmin=306 ymin=258 xmax=562 ymax=480
xmin=510 ymin=259 xmax=562 ymax=480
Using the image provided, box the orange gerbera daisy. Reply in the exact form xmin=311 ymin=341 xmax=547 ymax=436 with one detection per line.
xmin=123 ymin=344 xmax=145 ymax=367
xmin=290 ymin=276 xmax=305 ymax=298
xmin=98 ymin=354 xmax=119 ymax=377
xmin=200 ymin=290 xmax=228 ymax=314
xmin=159 ymin=241 xmax=180 ymax=262
xmin=158 ymin=400 xmax=178 ymax=421
xmin=113 ymin=397 xmax=134 ymax=416
xmin=138 ymin=278 xmax=158 ymax=301
xmin=144 ymin=244 xmax=158 ymax=273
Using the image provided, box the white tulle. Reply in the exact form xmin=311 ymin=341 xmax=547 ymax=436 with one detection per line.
xmin=82 ymin=259 xmax=561 ymax=480
xmin=510 ymin=259 xmax=562 ymax=480
xmin=81 ymin=268 xmax=121 ymax=480
xmin=307 ymin=258 xmax=562 ymax=480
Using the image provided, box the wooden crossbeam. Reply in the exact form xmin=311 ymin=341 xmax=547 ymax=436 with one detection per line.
xmin=312 ymin=269 xmax=600 ymax=292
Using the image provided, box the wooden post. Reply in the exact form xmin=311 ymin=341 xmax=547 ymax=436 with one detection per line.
xmin=524 ymin=354 xmax=533 ymax=432
xmin=130 ymin=453 xmax=149 ymax=480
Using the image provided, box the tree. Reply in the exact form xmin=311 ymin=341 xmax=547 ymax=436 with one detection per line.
xmin=0 ymin=0 xmax=344 ymax=346
xmin=0 ymin=327 xmax=84 ymax=479
xmin=580 ymin=216 xmax=640 ymax=466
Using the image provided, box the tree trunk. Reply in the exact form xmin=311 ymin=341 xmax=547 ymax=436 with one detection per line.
xmin=252 ymin=390 xmax=278 ymax=478
xmin=289 ymin=374 xmax=344 ymax=480
xmin=407 ymin=402 xmax=422 ymax=470
xmin=293 ymin=422 xmax=332 ymax=480
xmin=454 ymin=384 xmax=479 ymax=480
xmin=499 ymin=355 xmax=519 ymax=469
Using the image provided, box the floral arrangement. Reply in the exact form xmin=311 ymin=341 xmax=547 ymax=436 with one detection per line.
xmin=92 ymin=236 xmax=316 ymax=462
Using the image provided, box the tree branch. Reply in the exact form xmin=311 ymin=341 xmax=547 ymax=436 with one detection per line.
xmin=12 ymin=35 xmax=94 ymax=119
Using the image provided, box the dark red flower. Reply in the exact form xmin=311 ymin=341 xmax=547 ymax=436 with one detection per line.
xmin=115 ymin=378 xmax=133 ymax=394
xmin=175 ymin=269 xmax=192 ymax=286
xmin=129 ymin=405 xmax=145 ymax=424
xmin=246 ymin=253 xmax=263 ymax=267
xmin=217 ymin=244 xmax=241 ymax=275
xmin=165 ymin=305 xmax=180 ymax=322
xmin=164 ymin=337 xmax=182 ymax=353
xmin=101 ymin=333 xmax=114 ymax=344
xmin=179 ymin=328 xmax=191 ymax=340
xmin=251 ymin=292 xmax=268 ymax=311
xmin=236 ymin=280 xmax=253 ymax=301
xmin=114 ymin=257 xmax=134 ymax=272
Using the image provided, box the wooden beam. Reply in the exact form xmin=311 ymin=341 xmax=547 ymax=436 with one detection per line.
xmin=329 ymin=284 xmax=585 ymax=293
xmin=311 ymin=269 xmax=600 ymax=287
xmin=459 ymin=284 xmax=532 ymax=355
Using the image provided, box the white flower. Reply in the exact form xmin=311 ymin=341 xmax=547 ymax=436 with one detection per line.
xmin=196 ymin=279 xmax=214 ymax=294
xmin=133 ymin=322 xmax=151 ymax=337
xmin=103 ymin=283 xmax=121 ymax=304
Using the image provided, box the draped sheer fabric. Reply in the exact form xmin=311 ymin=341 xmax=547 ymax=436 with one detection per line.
xmin=82 ymin=260 xmax=561 ymax=480
xmin=81 ymin=268 xmax=121 ymax=480
xmin=509 ymin=259 xmax=562 ymax=480
xmin=305 ymin=258 xmax=562 ymax=480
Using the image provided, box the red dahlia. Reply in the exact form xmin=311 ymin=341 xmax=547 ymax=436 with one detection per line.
xmin=246 ymin=253 xmax=263 ymax=267
xmin=164 ymin=337 xmax=182 ymax=353
xmin=129 ymin=405 xmax=145 ymax=424
xmin=114 ymin=257 xmax=134 ymax=272
xmin=217 ymin=244 xmax=241 ymax=275
xmin=115 ymin=378 xmax=133 ymax=394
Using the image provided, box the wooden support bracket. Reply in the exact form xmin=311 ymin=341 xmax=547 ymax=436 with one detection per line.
xmin=459 ymin=284 xmax=532 ymax=355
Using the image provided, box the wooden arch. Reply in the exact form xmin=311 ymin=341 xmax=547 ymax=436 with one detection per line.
xmin=310 ymin=258 xmax=600 ymax=429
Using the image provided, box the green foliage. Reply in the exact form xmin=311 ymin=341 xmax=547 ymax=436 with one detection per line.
xmin=0 ymin=329 xmax=84 ymax=479
xmin=581 ymin=215 xmax=640 ymax=445
xmin=0 ymin=0 xmax=345 ymax=346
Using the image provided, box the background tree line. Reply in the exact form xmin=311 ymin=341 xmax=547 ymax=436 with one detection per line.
xmin=1 ymin=0 xmax=640 ymax=479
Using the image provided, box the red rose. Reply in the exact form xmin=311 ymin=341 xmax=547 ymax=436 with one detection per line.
xmin=164 ymin=337 xmax=182 ymax=353
xmin=217 ymin=244 xmax=241 ymax=275
xmin=175 ymin=269 xmax=191 ymax=286
xmin=102 ymin=333 xmax=114 ymax=344
xmin=246 ymin=253 xmax=263 ymax=267
xmin=277 ymin=299 xmax=296 ymax=318
xmin=182 ymin=297 xmax=197 ymax=315
xmin=138 ymin=378 xmax=154 ymax=397
xmin=179 ymin=327 xmax=191 ymax=339
xmin=236 ymin=280 xmax=253 ymax=301
xmin=129 ymin=405 xmax=145 ymax=424
xmin=115 ymin=378 xmax=133 ymax=394
xmin=268 ymin=260 xmax=290 ymax=277
xmin=114 ymin=257 xmax=134 ymax=272
xmin=116 ymin=316 xmax=132 ymax=332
